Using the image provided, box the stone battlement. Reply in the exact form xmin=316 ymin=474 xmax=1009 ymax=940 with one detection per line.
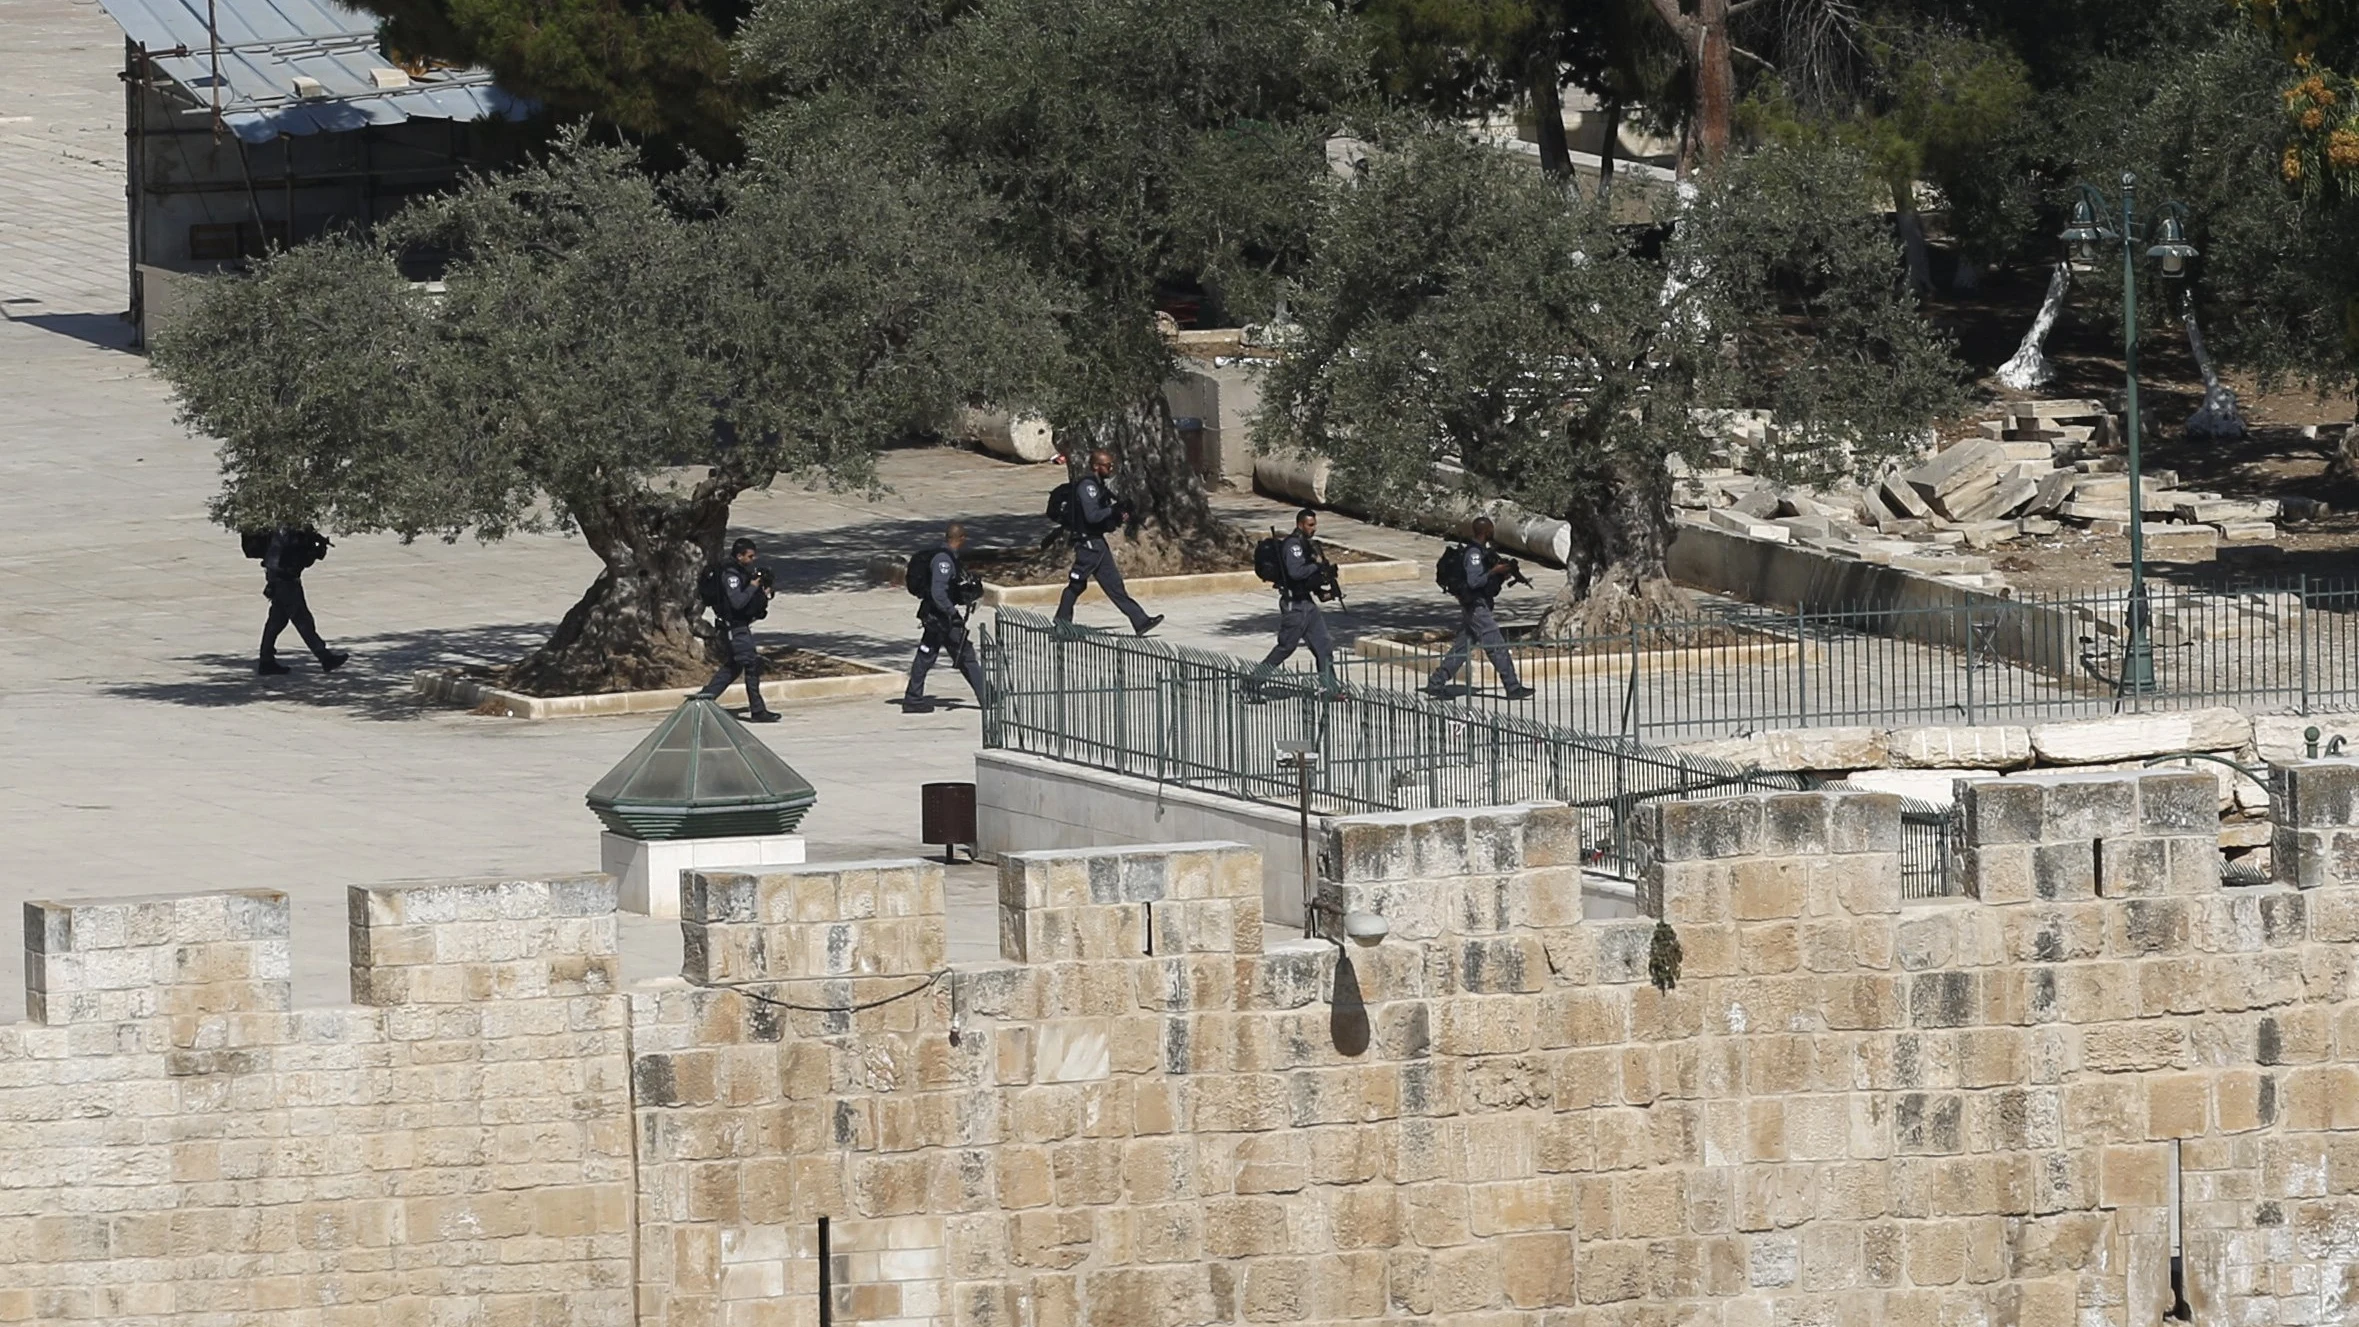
xmin=12 ymin=764 xmax=2359 ymax=1323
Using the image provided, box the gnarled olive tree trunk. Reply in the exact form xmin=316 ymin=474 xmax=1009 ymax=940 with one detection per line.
xmin=1537 ymin=460 xmax=1694 ymax=638
xmin=503 ymin=478 xmax=741 ymax=695
xmin=1085 ymin=396 xmax=1242 ymax=558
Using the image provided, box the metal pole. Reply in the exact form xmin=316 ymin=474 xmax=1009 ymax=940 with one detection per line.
xmin=1113 ymin=648 xmax=1128 ymax=776
xmin=1794 ymin=605 xmax=1808 ymax=728
xmin=2120 ymin=172 xmax=2156 ymax=697
xmin=127 ymin=44 xmax=145 ymax=340
xmin=1620 ymin=625 xmax=1639 ymax=743
xmin=2300 ymin=573 xmax=2312 ymax=715
xmin=1299 ymin=756 xmax=1314 ymax=939
xmin=206 ymin=0 xmax=222 ymax=140
xmin=1964 ymin=603 xmax=1979 ymax=727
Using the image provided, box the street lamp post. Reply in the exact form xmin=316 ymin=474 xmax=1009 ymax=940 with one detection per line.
xmin=2060 ymin=172 xmax=2198 ymax=697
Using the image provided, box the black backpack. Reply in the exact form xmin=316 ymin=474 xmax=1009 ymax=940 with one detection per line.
xmin=905 ymin=548 xmax=941 ymax=598
xmin=1436 ymin=543 xmax=1471 ymax=597
xmin=698 ymin=564 xmax=730 ymax=614
xmin=273 ymin=528 xmax=329 ymax=573
xmin=1045 ymin=481 xmax=1078 ymax=530
xmin=240 ymin=530 xmax=272 ymax=560
xmin=1253 ymin=531 xmax=1286 ymax=584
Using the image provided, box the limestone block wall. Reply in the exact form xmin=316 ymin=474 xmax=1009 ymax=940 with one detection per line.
xmin=1955 ymin=767 xmax=2224 ymax=901
xmin=1 ymin=878 xmax=636 ymax=1326
xmin=23 ymin=768 xmax=2359 ymax=1324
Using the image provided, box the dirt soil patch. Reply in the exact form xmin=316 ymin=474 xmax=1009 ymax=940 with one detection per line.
xmin=1910 ymin=259 xmax=2359 ymax=592
xmin=463 ymin=645 xmax=867 ymax=699
xmin=968 ymin=528 xmax=1381 ymax=588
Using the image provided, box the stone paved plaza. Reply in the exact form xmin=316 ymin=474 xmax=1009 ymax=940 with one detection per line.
xmin=0 ymin=0 xmax=1479 ymax=1008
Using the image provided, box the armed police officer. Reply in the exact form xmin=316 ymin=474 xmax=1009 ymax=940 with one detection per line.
xmin=255 ymin=526 xmax=348 ymax=676
xmin=692 ymin=538 xmax=781 ymax=723
xmin=1053 ymin=448 xmax=1163 ymax=637
xmin=1246 ymin=508 xmax=1343 ymax=700
xmin=903 ymin=522 xmax=989 ymax=713
xmin=1427 ymin=516 xmax=1536 ymax=701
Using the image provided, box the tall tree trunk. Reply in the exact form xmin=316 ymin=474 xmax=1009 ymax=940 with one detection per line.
xmin=1597 ymin=94 xmax=1622 ymax=205
xmin=2181 ymin=291 xmax=2246 ymax=439
xmin=1996 ymin=260 xmax=2071 ymax=392
xmin=1692 ymin=0 xmax=1735 ymax=166
xmin=504 ymin=479 xmax=740 ymax=695
xmin=1648 ymin=0 xmax=1739 ymax=170
xmin=1089 ymin=396 xmax=1235 ymax=553
xmin=1530 ymin=56 xmax=1571 ymax=178
xmin=1536 ymin=459 xmax=1693 ymax=638
xmin=1894 ymin=193 xmax=1934 ymax=296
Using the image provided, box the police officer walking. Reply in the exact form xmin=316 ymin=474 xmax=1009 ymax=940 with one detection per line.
xmin=256 ymin=527 xmax=347 ymax=676
xmin=693 ymin=538 xmax=781 ymax=723
xmin=1247 ymin=508 xmax=1343 ymax=700
xmin=1054 ymin=448 xmax=1163 ymax=636
xmin=1428 ymin=516 xmax=1536 ymax=701
xmin=903 ymin=523 xmax=990 ymax=713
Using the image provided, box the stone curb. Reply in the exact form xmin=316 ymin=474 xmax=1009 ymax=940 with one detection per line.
xmin=1350 ymin=632 xmax=1817 ymax=682
xmin=411 ymin=658 xmax=903 ymax=719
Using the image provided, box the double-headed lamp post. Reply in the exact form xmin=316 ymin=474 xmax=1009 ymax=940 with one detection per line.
xmin=2060 ymin=171 xmax=2198 ymax=695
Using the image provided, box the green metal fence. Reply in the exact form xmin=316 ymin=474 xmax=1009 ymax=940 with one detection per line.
xmin=982 ymin=608 xmax=1959 ymax=895
xmin=1343 ymin=577 xmax=2359 ymax=742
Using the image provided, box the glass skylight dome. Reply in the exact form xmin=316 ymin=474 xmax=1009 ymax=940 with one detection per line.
xmin=585 ymin=699 xmax=817 ymax=840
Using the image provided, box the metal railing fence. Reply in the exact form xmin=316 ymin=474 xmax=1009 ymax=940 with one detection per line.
xmin=983 ymin=609 xmax=1961 ymax=895
xmin=1340 ymin=577 xmax=2359 ymax=742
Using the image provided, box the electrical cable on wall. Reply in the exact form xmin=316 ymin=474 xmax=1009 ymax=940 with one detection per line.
xmin=710 ymin=970 xmax=945 ymax=1014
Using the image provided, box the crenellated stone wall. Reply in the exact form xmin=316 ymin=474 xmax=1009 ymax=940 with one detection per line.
xmin=2 ymin=877 xmax=636 ymax=1325
xmin=20 ymin=768 xmax=2359 ymax=1323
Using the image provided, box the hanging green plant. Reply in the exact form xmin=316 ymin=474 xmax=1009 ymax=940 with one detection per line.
xmin=1648 ymin=918 xmax=1684 ymax=992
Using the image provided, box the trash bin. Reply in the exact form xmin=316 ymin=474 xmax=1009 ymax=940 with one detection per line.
xmin=921 ymin=782 xmax=978 ymax=864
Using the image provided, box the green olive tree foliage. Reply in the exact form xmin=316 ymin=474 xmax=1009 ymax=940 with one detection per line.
xmin=1255 ymin=132 xmax=1963 ymax=633
xmin=734 ymin=0 xmax=1366 ymax=545
xmin=1742 ymin=24 xmax=2035 ymax=283
xmin=356 ymin=0 xmax=752 ymax=157
xmin=153 ymin=135 xmax=1062 ymax=692
xmin=2038 ymin=11 xmax=2359 ymax=387
xmin=1360 ymin=0 xmax=1673 ymax=182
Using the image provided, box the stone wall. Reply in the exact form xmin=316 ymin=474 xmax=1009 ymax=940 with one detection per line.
xmin=19 ymin=771 xmax=2359 ymax=1323
xmin=2 ymin=877 xmax=635 ymax=1325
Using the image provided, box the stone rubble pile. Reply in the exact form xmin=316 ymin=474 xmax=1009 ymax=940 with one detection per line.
xmin=1672 ymin=400 xmax=2324 ymax=592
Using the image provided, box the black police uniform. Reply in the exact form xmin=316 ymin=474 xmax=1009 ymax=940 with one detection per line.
xmin=259 ymin=528 xmax=345 ymax=673
xmin=1053 ymin=475 xmax=1158 ymax=633
xmin=1249 ymin=531 xmax=1338 ymax=695
xmin=694 ymin=563 xmax=777 ymax=719
xmin=1428 ymin=541 xmax=1526 ymax=694
xmin=905 ymin=546 xmax=989 ymax=705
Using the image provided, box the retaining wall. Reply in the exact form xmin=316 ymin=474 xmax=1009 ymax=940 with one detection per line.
xmin=975 ymin=748 xmax=1643 ymax=928
xmin=1670 ymin=523 xmax=2089 ymax=679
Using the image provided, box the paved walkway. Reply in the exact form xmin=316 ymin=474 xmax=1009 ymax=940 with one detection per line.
xmin=0 ymin=0 xmax=1492 ymax=1011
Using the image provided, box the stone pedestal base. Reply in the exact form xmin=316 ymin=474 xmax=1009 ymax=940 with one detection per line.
xmin=602 ymin=831 xmax=806 ymax=919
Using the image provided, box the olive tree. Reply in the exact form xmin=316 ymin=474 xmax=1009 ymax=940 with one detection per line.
xmin=154 ymin=134 xmax=1061 ymax=693
xmin=1256 ymin=130 xmax=1963 ymax=635
xmin=736 ymin=0 xmax=1367 ymax=548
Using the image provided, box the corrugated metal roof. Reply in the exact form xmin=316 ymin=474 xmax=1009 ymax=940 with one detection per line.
xmin=99 ymin=0 xmax=534 ymax=143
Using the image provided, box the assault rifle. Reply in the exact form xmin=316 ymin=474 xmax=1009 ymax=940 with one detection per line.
xmin=1308 ymin=543 xmax=1345 ymax=607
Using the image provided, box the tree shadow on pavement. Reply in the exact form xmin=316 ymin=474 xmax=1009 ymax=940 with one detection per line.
xmin=100 ymin=623 xmax=556 ymax=720
xmin=1203 ymin=592 xmax=1544 ymax=645
xmin=106 ymin=616 xmax=924 ymax=717
xmin=726 ymin=512 xmax=1052 ymax=595
xmin=769 ymin=625 xmax=915 ymax=669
